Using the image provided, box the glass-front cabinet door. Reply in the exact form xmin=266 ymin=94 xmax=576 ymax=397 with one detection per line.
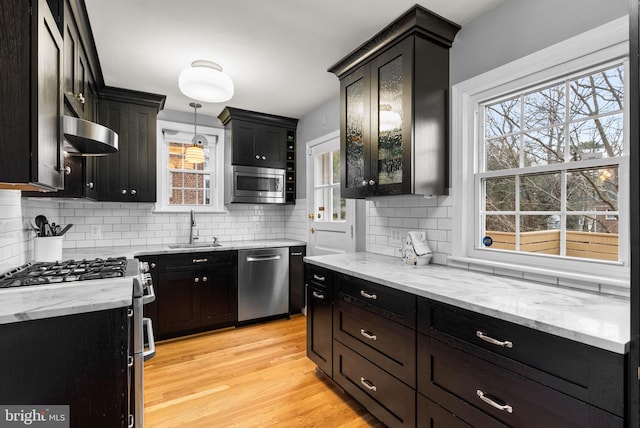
xmin=370 ymin=38 xmax=413 ymax=196
xmin=339 ymin=38 xmax=413 ymax=198
xmin=341 ymin=66 xmax=371 ymax=197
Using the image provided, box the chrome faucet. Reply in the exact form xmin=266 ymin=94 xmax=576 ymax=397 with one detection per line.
xmin=189 ymin=210 xmax=198 ymax=244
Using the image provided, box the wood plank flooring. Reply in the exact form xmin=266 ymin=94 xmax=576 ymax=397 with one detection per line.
xmin=144 ymin=315 xmax=384 ymax=427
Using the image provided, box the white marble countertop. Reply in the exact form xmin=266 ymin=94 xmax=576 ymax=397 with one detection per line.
xmin=304 ymin=252 xmax=630 ymax=354
xmin=61 ymin=239 xmax=306 ymax=260
xmin=0 ymin=276 xmax=132 ymax=325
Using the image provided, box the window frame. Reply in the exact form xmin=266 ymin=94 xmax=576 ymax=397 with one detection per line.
xmin=155 ymin=119 xmax=225 ymax=213
xmin=451 ymin=17 xmax=630 ymax=286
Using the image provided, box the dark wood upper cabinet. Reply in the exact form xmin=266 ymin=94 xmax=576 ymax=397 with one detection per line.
xmin=95 ymin=87 xmax=165 ymax=202
xmin=329 ymin=5 xmax=460 ymax=198
xmin=0 ymin=0 xmax=64 ymax=191
xmin=218 ymin=107 xmax=298 ymax=170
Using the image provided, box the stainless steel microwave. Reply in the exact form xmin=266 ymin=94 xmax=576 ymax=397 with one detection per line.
xmin=227 ymin=165 xmax=286 ymax=204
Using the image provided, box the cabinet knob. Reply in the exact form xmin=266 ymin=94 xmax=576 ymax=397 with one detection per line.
xmin=361 ymin=180 xmax=368 ymax=186
xmin=255 ymin=154 xmax=261 ymax=160
xmin=77 ymin=93 xmax=85 ymax=104
xmin=368 ymin=179 xmax=376 ymax=186
xmin=131 ymin=189 xmax=137 ymax=195
xmin=202 ymin=276 xmax=208 ymax=282
xmin=87 ymin=182 xmax=94 ymax=189
xmin=150 ymin=263 xmax=156 ymax=269
xmin=194 ymin=277 xmax=200 ymax=283
xmin=63 ymin=166 xmax=72 ymax=175
xmin=261 ymin=156 xmax=266 ymax=160
xmin=122 ymin=189 xmax=128 ymax=195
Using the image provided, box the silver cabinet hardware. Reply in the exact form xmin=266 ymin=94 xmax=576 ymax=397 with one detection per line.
xmin=360 ymin=329 xmax=377 ymax=341
xmin=361 ymin=180 xmax=368 ymax=186
xmin=255 ymin=154 xmax=260 ymax=159
xmin=150 ymin=262 xmax=156 ymax=269
xmin=192 ymin=258 xmax=208 ymax=264
xmin=131 ymin=189 xmax=137 ymax=195
xmin=63 ymin=166 xmax=72 ymax=175
xmin=476 ymin=331 xmax=513 ymax=348
xmin=261 ymin=155 xmax=266 ymax=160
xmin=476 ymin=390 xmax=513 ymax=413
xmin=360 ymin=290 xmax=377 ymax=300
xmin=121 ymin=189 xmax=127 ymax=195
xmin=194 ymin=277 xmax=200 ymax=283
xmin=360 ymin=377 xmax=377 ymax=392
xmin=86 ymin=181 xmax=94 ymax=189
xmin=291 ymin=252 xmax=303 ymax=256
xmin=313 ymin=274 xmax=325 ymax=282
xmin=312 ymin=291 xmax=325 ymax=300
xmin=77 ymin=92 xmax=85 ymax=104
xmin=368 ymin=179 xmax=376 ymax=186
xmin=202 ymin=276 xmax=208 ymax=282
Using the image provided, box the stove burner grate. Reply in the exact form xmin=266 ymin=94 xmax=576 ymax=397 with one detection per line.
xmin=0 ymin=257 xmax=128 ymax=288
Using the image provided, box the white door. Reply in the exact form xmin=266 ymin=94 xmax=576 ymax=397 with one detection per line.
xmin=306 ymin=132 xmax=355 ymax=256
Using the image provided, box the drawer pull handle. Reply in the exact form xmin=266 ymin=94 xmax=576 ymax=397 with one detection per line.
xmin=360 ymin=329 xmax=377 ymax=341
xmin=477 ymin=390 xmax=513 ymax=413
xmin=360 ymin=377 xmax=377 ymax=392
xmin=313 ymin=274 xmax=325 ymax=282
xmin=193 ymin=258 xmax=208 ymax=264
xmin=476 ymin=331 xmax=513 ymax=348
xmin=360 ymin=290 xmax=377 ymax=300
xmin=312 ymin=291 xmax=325 ymax=300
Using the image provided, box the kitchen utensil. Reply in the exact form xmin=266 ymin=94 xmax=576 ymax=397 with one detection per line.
xmin=57 ymin=224 xmax=73 ymax=236
xmin=35 ymin=215 xmax=48 ymax=237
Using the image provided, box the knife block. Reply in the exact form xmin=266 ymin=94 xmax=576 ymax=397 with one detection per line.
xmin=34 ymin=236 xmax=63 ymax=262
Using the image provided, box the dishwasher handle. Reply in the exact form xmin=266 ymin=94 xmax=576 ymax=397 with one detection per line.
xmin=246 ymin=254 xmax=282 ymax=262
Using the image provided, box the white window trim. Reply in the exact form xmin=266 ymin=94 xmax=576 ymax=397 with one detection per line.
xmin=154 ymin=119 xmax=226 ymax=213
xmin=450 ymin=16 xmax=630 ymax=287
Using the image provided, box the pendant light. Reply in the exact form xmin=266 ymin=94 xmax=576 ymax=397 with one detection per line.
xmin=179 ymin=60 xmax=234 ymax=103
xmin=185 ymin=102 xmax=206 ymax=165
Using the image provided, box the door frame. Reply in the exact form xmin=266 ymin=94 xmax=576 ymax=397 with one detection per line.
xmin=306 ymin=130 xmax=357 ymax=255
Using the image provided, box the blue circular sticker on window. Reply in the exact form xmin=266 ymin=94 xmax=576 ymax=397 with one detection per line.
xmin=482 ymin=236 xmax=493 ymax=247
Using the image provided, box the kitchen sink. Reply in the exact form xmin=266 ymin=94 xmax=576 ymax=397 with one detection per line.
xmin=168 ymin=243 xmax=223 ymax=249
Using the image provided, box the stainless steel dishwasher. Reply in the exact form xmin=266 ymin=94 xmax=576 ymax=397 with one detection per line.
xmin=237 ymin=247 xmax=289 ymax=322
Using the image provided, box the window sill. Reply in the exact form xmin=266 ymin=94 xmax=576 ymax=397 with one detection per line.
xmin=447 ymin=255 xmax=629 ymax=294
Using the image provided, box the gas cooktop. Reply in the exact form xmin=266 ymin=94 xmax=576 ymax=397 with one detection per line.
xmin=0 ymin=257 xmax=129 ymax=288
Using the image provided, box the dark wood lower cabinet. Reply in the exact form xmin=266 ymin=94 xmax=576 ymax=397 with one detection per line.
xmin=306 ymin=284 xmax=333 ymax=375
xmin=0 ymin=308 xmax=129 ymax=428
xmin=333 ymin=340 xmax=416 ymax=428
xmin=304 ymin=262 xmax=627 ymax=428
xmin=155 ymin=251 xmax=237 ymax=340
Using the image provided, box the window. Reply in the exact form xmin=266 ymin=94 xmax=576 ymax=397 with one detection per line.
xmin=451 ymin=17 xmax=629 ymax=283
xmin=479 ymin=64 xmax=624 ymax=262
xmin=156 ymin=120 xmax=224 ymax=212
xmin=313 ymin=149 xmax=345 ymax=221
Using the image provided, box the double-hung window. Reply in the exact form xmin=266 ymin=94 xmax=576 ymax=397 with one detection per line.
xmin=452 ymin=18 xmax=629 ymax=284
xmin=156 ymin=120 xmax=224 ymax=212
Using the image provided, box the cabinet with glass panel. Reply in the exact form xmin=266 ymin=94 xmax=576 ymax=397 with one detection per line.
xmin=329 ymin=5 xmax=460 ymax=198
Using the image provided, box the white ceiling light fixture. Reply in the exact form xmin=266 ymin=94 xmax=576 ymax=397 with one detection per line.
xmin=185 ymin=102 xmax=206 ymax=165
xmin=179 ymin=60 xmax=234 ymax=103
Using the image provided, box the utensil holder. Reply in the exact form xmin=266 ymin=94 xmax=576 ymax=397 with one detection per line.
xmin=34 ymin=236 xmax=63 ymax=262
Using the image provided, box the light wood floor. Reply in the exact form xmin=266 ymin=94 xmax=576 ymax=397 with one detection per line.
xmin=144 ymin=315 xmax=384 ymax=427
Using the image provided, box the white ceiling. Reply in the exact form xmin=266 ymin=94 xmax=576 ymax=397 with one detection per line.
xmin=84 ymin=0 xmax=504 ymax=121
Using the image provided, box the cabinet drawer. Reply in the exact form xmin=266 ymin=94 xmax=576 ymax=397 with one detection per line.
xmin=336 ymin=273 xmax=415 ymax=328
xmin=304 ymin=263 xmax=332 ymax=292
xmin=417 ymin=394 xmax=508 ymax=428
xmin=418 ymin=334 xmax=623 ymax=428
xmin=161 ymin=251 xmax=236 ymax=271
xmin=334 ymin=299 xmax=416 ymax=387
xmin=417 ymin=298 xmax=624 ymax=416
xmin=334 ymin=340 xmax=416 ymax=428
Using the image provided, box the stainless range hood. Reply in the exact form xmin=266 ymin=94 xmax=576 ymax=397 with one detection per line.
xmin=63 ymin=116 xmax=118 ymax=156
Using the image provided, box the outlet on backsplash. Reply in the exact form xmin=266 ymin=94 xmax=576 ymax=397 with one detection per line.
xmin=390 ymin=229 xmax=402 ymax=244
xmin=90 ymin=225 xmax=102 ymax=239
